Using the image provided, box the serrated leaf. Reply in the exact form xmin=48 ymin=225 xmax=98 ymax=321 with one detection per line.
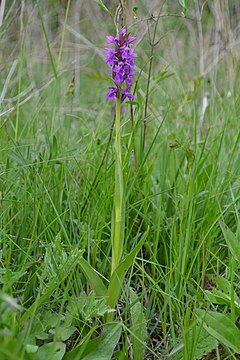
xmin=195 ymin=309 xmax=240 ymax=353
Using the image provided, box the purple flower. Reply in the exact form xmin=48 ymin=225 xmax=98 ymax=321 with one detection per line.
xmin=106 ymin=36 xmax=116 ymax=44
xmin=105 ymin=48 xmax=116 ymax=66
xmin=105 ymin=27 xmax=137 ymax=102
xmin=121 ymin=87 xmax=134 ymax=102
xmin=113 ymin=63 xmax=124 ymax=75
xmin=120 ymin=28 xmax=127 ymax=36
xmin=114 ymin=73 xmax=124 ymax=83
xmin=126 ymin=37 xmax=136 ymax=44
xmin=106 ymin=86 xmax=118 ymax=99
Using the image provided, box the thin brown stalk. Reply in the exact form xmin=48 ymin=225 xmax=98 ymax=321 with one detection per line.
xmin=142 ymin=1 xmax=166 ymax=152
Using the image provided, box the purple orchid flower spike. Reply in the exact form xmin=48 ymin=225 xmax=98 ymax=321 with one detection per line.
xmin=105 ymin=27 xmax=137 ymax=102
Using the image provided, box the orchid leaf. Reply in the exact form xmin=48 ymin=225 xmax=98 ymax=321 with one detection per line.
xmin=79 ymin=257 xmax=107 ymax=297
xmin=107 ymin=227 xmax=149 ymax=310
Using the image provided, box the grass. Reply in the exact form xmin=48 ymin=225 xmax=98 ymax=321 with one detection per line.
xmin=0 ymin=1 xmax=240 ymax=359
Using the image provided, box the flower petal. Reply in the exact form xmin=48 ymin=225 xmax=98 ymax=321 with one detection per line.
xmin=106 ymin=36 xmax=115 ymax=44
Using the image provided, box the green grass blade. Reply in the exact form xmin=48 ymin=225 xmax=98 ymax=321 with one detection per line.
xmin=94 ymin=0 xmax=111 ymax=16
xmin=37 ymin=4 xmax=57 ymax=79
xmin=57 ymin=0 xmax=71 ymax=72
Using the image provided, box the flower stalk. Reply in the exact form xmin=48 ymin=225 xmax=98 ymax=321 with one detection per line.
xmin=111 ymin=94 xmax=124 ymax=274
xmin=105 ymin=27 xmax=137 ymax=274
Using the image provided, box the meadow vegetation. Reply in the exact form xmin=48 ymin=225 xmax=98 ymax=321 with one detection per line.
xmin=0 ymin=1 xmax=240 ymax=359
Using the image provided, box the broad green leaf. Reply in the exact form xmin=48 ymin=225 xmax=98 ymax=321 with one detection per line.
xmin=205 ymin=275 xmax=240 ymax=316
xmin=193 ymin=327 xmax=217 ymax=360
xmin=36 ymin=342 xmax=66 ymax=360
xmin=215 ymin=276 xmax=240 ymax=304
xmin=78 ymin=257 xmax=107 ymax=297
xmin=220 ymin=222 xmax=240 ymax=263
xmin=107 ymin=227 xmax=149 ymax=310
xmin=94 ymin=0 xmax=111 ymax=15
xmin=80 ymin=323 xmax=121 ymax=360
xmin=49 ymin=325 xmax=77 ymax=342
xmin=26 ymin=344 xmax=39 ymax=353
xmin=205 ymin=289 xmax=240 ymax=314
xmin=215 ymin=275 xmax=232 ymax=293
xmin=195 ymin=309 xmax=240 ymax=353
xmin=130 ymin=288 xmax=147 ymax=360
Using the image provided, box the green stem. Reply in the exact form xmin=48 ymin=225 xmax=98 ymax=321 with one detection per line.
xmin=115 ymin=96 xmax=121 ymax=162
xmin=57 ymin=0 xmax=71 ymax=73
xmin=111 ymin=96 xmax=125 ymax=275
